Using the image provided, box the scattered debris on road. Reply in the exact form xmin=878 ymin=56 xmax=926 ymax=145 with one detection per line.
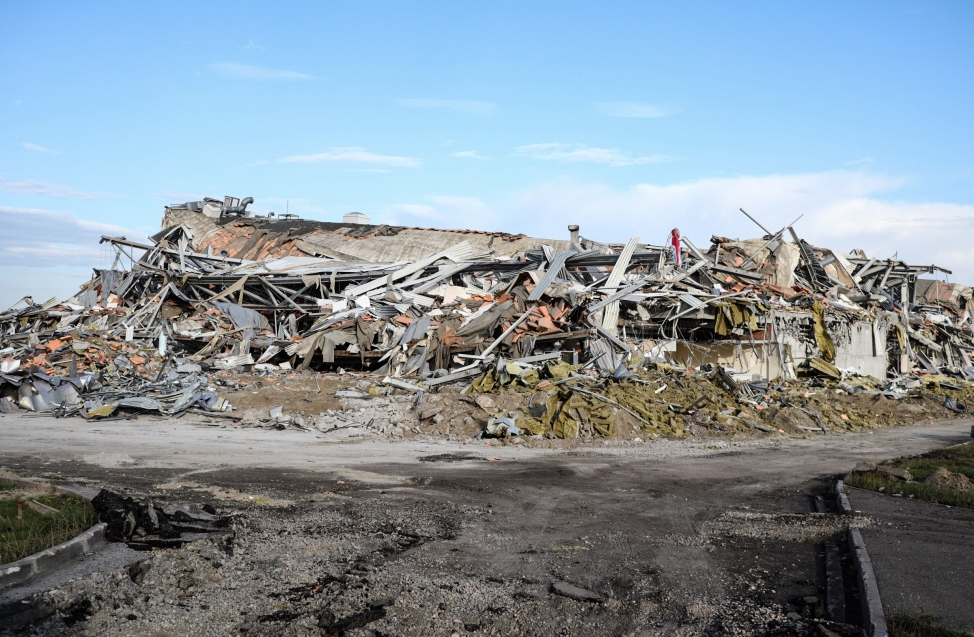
xmin=91 ymin=489 xmax=230 ymax=550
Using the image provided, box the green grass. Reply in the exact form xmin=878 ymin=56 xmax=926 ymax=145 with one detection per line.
xmin=845 ymin=442 xmax=974 ymax=510
xmin=889 ymin=610 xmax=973 ymax=637
xmin=845 ymin=471 xmax=974 ymax=509
xmin=0 ymin=493 xmax=98 ymax=564
xmin=886 ymin=442 xmax=974 ymax=482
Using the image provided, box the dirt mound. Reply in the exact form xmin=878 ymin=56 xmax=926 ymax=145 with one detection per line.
xmin=923 ymin=467 xmax=974 ymax=491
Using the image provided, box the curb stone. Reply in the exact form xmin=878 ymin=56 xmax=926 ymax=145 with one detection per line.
xmin=0 ymin=475 xmax=103 ymax=590
xmin=0 ymin=476 xmax=96 ymax=500
xmin=837 ymin=478 xmax=887 ymax=636
xmin=0 ymin=523 xmax=107 ymax=590
xmin=848 ymin=528 xmax=888 ymax=637
xmin=835 ymin=479 xmax=853 ymax=514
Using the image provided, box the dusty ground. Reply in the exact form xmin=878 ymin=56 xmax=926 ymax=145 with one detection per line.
xmin=0 ymin=411 xmax=971 ymax=636
xmin=202 ymin=370 xmax=973 ymax=448
xmin=228 ymin=376 xmax=348 ymax=423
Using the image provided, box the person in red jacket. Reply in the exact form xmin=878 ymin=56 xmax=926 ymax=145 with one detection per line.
xmin=669 ymin=228 xmax=682 ymax=268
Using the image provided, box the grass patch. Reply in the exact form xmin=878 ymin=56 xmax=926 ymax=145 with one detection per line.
xmin=0 ymin=479 xmax=18 ymax=491
xmin=845 ymin=472 xmax=974 ymax=509
xmin=886 ymin=442 xmax=974 ymax=482
xmin=846 ymin=442 xmax=974 ymax=510
xmin=0 ymin=494 xmax=98 ymax=564
xmin=889 ymin=610 xmax=973 ymax=637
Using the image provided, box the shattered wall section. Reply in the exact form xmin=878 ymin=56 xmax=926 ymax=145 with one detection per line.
xmin=830 ymin=317 xmax=890 ymax=378
xmin=773 ymin=310 xmax=890 ymax=379
xmin=674 ymin=341 xmax=786 ymax=379
xmin=915 ymin=279 xmax=973 ymax=314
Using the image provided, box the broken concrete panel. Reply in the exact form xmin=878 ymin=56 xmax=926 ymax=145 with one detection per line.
xmin=674 ymin=341 xmax=786 ymax=380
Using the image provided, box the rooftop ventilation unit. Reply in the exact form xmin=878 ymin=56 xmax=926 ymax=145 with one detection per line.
xmin=343 ymin=212 xmax=370 ymax=225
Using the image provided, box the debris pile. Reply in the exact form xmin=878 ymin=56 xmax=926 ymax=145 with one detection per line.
xmin=462 ymin=355 xmax=974 ymax=440
xmin=2 ymin=196 xmax=973 ymax=435
xmin=91 ymin=488 xmax=230 ymax=550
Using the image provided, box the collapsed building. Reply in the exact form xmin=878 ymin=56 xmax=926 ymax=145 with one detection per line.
xmin=1 ymin=195 xmax=973 ymax=423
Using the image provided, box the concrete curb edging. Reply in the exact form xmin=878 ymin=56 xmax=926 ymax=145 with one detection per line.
xmin=0 ymin=475 xmax=104 ymax=590
xmin=0 ymin=523 xmax=107 ymax=590
xmin=847 ymin=528 xmax=889 ymax=637
xmin=837 ymin=478 xmax=888 ymax=637
xmin=0 ymin=476 xmax=93 ymax=500
xmin=835 ymin=479 xmax=853 ymax=514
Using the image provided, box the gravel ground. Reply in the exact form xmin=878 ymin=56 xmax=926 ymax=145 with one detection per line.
xmin=1 ymin=461 xmax=869 ymax=637
xmin=3 ymin=418 xmax=968 ymax=636
xmin=7 ymin=491 xmax=861 ymax=637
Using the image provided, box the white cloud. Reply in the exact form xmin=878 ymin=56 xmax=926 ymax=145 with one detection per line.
xmin=278 ymin=147 xmax=420 ymax=168
xmin=505 ymin=172 xmax=897 ymax=239
xmin=514 ymin=143 xmax=674 ymax=166
xmin=386 ymin=203 xmax=438 ymax=219
xmin=0 ymin=206 xmax=144 ymax=271
xmin=380 ymin=171 xmax=974 ymax=282
xmin=246 ymin=40 xmax=266 ymax=50
xmin=383 ymin=195 xmax=496 ymax=229
xmin=428 ymin=195 xmax=492 ymax=213
xmin=0 ymin=206 xmax=133 ymax=243
xmin=452 ymin=150 xmax=488 ymax=160
xmin=502 ymin=171 xmax=974 ymax=282
xmin=595 ymin=101 xmax=669 ymax=118
xmin=0 ymin=206 xmax=152 ymax=307
xmin=395 ymin=99 xmax=496 ymax=116
xmin=209 ymin=62 xmax=313 ymax=80
xmin=0 ymin=177 xmax=101 ymax=199
xmin=22 ymin=142 xmax=59 ymax=154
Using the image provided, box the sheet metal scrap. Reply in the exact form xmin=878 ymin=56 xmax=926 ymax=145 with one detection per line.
xmin=1 ymin=197 xmax=972 ymax=421
xmin=91 ymin=488 xmax=230 ymax=549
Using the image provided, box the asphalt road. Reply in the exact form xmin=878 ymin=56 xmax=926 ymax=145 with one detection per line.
xmin=847 ymin=487 xmax=974 ymax=633
xmin=1 ymin=413 xmax=970 ymax=474
xmin=2 ymin=414 xmax=971 ymax=635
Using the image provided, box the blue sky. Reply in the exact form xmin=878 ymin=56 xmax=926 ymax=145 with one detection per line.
xmin=2 ymin=1 xmax=973 ymax=306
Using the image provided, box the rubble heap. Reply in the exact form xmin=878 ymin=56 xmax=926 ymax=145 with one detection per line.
xmin=2 ymin=197 xmax=973 ymax=432
xmin=91 ymin=488 xmax=230 ymax=550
